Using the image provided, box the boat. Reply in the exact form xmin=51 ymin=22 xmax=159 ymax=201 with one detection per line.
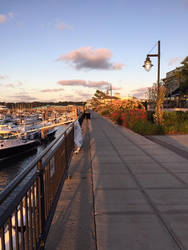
xmin=40 ymin=126 xmax=57 ymax=142
xmin=0 ymin=130 xmax=39 ymax=161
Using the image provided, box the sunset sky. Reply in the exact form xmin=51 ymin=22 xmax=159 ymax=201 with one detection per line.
xmin=0 ymin=0 xmax=188 ymax=102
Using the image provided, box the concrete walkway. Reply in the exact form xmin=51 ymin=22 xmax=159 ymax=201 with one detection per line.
xmin=46 ymin=112 xmax=188 ymax=250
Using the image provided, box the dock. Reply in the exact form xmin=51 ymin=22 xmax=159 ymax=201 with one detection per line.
xmin=45 ymin=112 xmax=188 ymax=250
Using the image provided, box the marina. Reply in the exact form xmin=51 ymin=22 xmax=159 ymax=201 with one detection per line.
xmin=0 ymin=105 xmax=82 ymax=191
xmin=0 ymin=125 xmax=67 ymax=191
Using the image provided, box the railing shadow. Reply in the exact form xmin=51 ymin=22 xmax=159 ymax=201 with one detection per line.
xmin=45 ymin=119 xmax=96 ymax=250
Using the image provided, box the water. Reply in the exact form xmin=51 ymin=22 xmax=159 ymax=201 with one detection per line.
xmin=0 ymin=126 xmax=67 ymax=192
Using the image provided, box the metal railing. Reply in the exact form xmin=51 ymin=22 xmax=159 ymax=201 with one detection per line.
xmin=0 ymin=116 xmax=81 ymax=250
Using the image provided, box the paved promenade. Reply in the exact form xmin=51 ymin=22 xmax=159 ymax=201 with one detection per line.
xmin=46 ymin=112 xmax=188 ymax=250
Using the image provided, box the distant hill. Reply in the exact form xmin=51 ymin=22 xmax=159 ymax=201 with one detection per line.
xmin=0 ymin=101 xmax=86 ymax=109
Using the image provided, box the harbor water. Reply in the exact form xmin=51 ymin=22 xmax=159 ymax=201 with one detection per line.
xmin=0 ymin=125 xmax=67 ymax=192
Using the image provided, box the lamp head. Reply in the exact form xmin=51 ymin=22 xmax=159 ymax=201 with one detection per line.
xmin=143 ymin=56 xmax=153 ymax=72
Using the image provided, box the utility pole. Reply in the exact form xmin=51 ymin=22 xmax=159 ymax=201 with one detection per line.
xmin=109 ymin=84 xmax=112 ymax=104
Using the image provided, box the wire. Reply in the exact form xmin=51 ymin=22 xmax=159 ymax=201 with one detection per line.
xmin=148 ymin=41 xmax=158 ymax=54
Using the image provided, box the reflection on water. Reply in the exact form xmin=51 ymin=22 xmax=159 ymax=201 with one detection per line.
xmin=0 ymin=126 xmax=66 ymax=192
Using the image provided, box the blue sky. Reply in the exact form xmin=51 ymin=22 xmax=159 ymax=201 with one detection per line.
xmin=0 ymin=0 xmax=188 ymax=102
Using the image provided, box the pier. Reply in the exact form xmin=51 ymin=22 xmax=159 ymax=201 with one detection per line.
xmin=46 ymin=112 xmax=188 ymax=250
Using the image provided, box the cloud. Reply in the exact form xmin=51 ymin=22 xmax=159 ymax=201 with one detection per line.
xmin=0 ymin=12 xmax=14 ymax=24
xmin=0 ymin=15 xmax=7 ymax=24
xmin=130 ymin=87 xmax=148 ymax=99
xmin=63 ymin=94 xmax=75 ymax=99
xmin=0 ymin=74 xmax=8 ymax=80
xmin=17 ymin=81 xmax=23 ymax=86
xmin=40 ymin=88 xmax=64 ymax=93
xmin=168 ymin=57 xmax=184 ymax=66
xmin=113 ymin=63 xmax=123 ymax=70
xmin=57 ymin=79 xmax=109 ymax=88
xmin=5 ymin=83 xmax=15 ymax=88
xmin=112 ymin=86 xmax=122 ymax=90
xmin=77 ymin=91 xmax=92 ymax=98
xmin=4 ymin=81 xmax=23 ymax=88
xmin=57 ymin=80 xmax=86 ymax=86
xmin=8 ymin=12 xmax=14 ymax=18
xmin=57 ymin=47 xmax=124 ymax=70
xmin=56 ymin=22 xmax=72 ymax=30
xmin=10 ymin=94 xmax=38 ymax=102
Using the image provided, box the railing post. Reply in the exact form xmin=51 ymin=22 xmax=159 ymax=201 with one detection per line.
xmin=37 ymin=160 xmax=45 ymax=250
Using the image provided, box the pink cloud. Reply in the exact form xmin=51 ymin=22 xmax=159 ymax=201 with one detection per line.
xmin=130 ymin=87 xmax=148 ymax=98
xmin=17 ymin=81 xmax=23 ymax=86
xmin=0 ymin=15 xmax=7 ymax=24
xmin=57 ymin=79 xmax=109 ymax=88
xmin=0 ymin=13 xmax=14 ymax=24
xmin=77 ymin=91 xmax=92 ymax=98
xmin=57 ymin=80 xmax=86 ymax=86
xmin=168 ymin=57 xmax=184 ymax=66
xmin=8 ymin=12 xmax=14 ymax=18
xmin=40 ymin=88 xmax=64 ymax=93
xmin=86 ymin=81 xmax=111 ymax=88
xmin=57 ymin=47 xmax=124 ymax=70
xmin=113 ymin=63 xmax=124 ymax=70
xmin=4 ymin=81 xmax=23 ymax=88
xmin=10 ymin=94 xmax=38 ymax=102
xmin=112 ymin=87 xmax=121 ymax=90
xmin=56 ymin=22 xmax=72 ymax=30
xmin=0 ymin=74 xmax=8 ymax=80
xmin=5 ymin=83 xmax=15 ymax=88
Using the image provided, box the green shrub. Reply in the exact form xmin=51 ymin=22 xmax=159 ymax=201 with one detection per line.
xmin=132 ymin=119 xmax=164 ymax=135
xmin=163 ymin=111 xmax=188 ymax=125
xmin=162 ymin=111 xmax=188 ymax=134
xmin=163 ymin=121 xmax=188 ymax=134
xmin=177 ymin=111 xmax=188 ymax=122
xmin=163 ymin=111 xmax=177 ymax=126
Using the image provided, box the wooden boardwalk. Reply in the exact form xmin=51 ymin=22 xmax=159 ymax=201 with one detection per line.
xmin=46 ymin=112 xmax=188 ymax=250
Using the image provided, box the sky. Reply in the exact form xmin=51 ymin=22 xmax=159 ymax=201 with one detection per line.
xmin=0 ymin=0 xmax=188 ymax=102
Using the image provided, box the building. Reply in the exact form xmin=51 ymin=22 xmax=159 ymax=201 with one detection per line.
xmin=163 ymin=67 xmax=183 ymax=98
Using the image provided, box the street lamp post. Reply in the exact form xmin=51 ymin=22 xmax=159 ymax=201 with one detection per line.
xmin=143 ymin=40 xmax=162 ymax=124
xmin=143 ymin=40 xmax=160 ymax=95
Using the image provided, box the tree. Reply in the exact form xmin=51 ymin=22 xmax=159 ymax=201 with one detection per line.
xmin=154 ymin=85 xmax=166 ymax=125
xmin=146 ymin=83 xmax=158 ymax=103
xmin=175 ymin=56 xmax=188 ymax=96
xmin=91 ymin=90 xmax=108 ymax=109
xmin=146 ymin=82 xmax=166 ymax=125
xmin=180 ymin=56 xmax=188 ymax=94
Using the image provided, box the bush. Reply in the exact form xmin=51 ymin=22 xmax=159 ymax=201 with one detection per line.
xmin=163 ymin=111 xmax=188 ymax=125
xmin=111 ymin=109 xmax=147 ymax=128
xmin=111 ymin=112 xmax=123 ymax=125
xmin=108 ymin=110 xmax=188 ymax=135
xmin=121 ymin=109 xmax=147 ymax=129
xmin=163 ymin=121 xmax=188 ymax=134
xmin=132 ymin=119 xmax=165 ymax=135
xmin=100 ymin=109 xmax=111 ymax=116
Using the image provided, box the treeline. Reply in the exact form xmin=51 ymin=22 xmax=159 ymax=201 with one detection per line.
xmin=0 ymin=101 xmax=86 ymax=109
